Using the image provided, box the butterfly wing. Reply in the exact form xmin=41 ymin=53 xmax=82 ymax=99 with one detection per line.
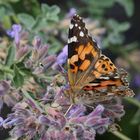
xmin=68 ymin=15 xmax=134 ymax=104
xmin=68 ymin=14 xmax=101 ymax=87
xmin=81 ymin=55 xmax=134 ymax=104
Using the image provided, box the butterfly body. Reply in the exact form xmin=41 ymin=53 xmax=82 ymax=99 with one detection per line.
xmin=67 ymin=14 xmax=134 ymax=104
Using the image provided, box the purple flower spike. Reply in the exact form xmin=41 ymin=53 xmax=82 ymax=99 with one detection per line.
xmin=7 ymin=24 xmax=22 ymax=47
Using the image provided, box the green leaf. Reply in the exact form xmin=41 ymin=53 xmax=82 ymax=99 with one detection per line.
xmin=41 ymin=4 xmax=49 ymax=15
xmin=108 ymin=19 xmax=130 ymax=32
xmin=111 ymin=32 xmax=124 ymax=43
xmin=32 ymin=4 xmax=60 ymax=32
xmin=0 ymin=7 xmax=6 ymax=18
xmin=13 ymin=65 xmax=24 ymax=88
xmin=16 ymin=62 xmax=32 ymax=76
xmin=18 ymin=13 xmax=35 ymax=30
xmin=3 ymin=15 xmax=12 ymax=28
xmin=32 ymin=16 xmax=48 ymax=32
xmin=131 ymin=109 xmax=140 ymax=125
xmin=48 ymin=37 xmax=62 ymax=54
xmin=41 ymin=4 xmax=60 ymax=22
xmin=116 ymin=0 xmax=134 ymax=17
xmin=5 ymin=46 xmax=15 ymax=66
xmin=49 ymin=5 xmax=60 ymax=15
xmin=117 ymin=22 xmax=130 ymax=32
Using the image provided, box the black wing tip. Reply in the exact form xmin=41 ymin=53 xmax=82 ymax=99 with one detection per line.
xmin=71 ymin=14 xmax=83 ymax=24
xmin=69 ymin=14 xmax=99 ymax=47
xmin=73 ymin=14 xmax=82 ymax=19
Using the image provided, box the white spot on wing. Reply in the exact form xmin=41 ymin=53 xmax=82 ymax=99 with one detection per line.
xmin=78 ymin=26 xmax=81 ymax=29
xmin=98 ymin=76 xmax=110 ymax=80
xmin=114 ymin=76 xmax=119 ymax=79
xmin=68 ymin=36 xmax=77 ymax=43
xmin=75 ymin=24 xmax=78 ymax=27
xmin=69 ymin=24 xmax=74 ymax=29
xmin=79 ymin=31 xmax=84 ymax=37
xmin=107 ymin=93 xmax=114 ymax=96
xmin=87 ymin=83 xmax=99 ymax=86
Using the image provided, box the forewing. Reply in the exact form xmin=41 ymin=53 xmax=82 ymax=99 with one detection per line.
xmin=68 ymin=15 xmax=101 ymax=86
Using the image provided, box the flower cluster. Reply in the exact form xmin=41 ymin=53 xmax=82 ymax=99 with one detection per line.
xmin=0 ymin=17 xmax=130 ymax=140
xmin=0 ymin=99 xmax=111 ymax=140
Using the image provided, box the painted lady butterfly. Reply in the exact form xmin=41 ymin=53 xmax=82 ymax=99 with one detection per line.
xmin=67 ymin=14 xmax=134 ymax=104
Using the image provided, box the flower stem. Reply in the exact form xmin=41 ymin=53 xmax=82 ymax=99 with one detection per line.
xmin=111 ymin=131 xmax=132 ymax=140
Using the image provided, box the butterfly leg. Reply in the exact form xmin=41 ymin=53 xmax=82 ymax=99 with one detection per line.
xmin=84 ymin=103 xmax=94 ymax=109
xmin=64 ymin=104 xmax=73 ymax=117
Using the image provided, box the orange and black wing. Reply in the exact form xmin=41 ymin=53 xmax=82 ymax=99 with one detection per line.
xmin=83 ymin=55 xmax=134 ymax=102
xmin=78 ymin=54 xmax=134 ymax=104
xmin=68 ymin=14 xmax=101 ymax=86
xmin=68 ymin=15 xmax=134 ymax=104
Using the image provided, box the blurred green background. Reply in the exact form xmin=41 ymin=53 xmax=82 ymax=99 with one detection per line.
xmin=0 ymin=0 xmax=140 ymax=140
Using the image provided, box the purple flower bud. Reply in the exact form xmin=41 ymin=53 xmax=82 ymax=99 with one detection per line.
xmin=3 ymin=118 xmax=21 ymax=128
xmin=56 ymin=131 xmax=71 ymax=140
xmin=55 ymin=114 xmax=66 ymax=128
xmin=38 ymin=45 xmax=48 ymax=60
xmin=87 ymin=105 xmax=104 ymax=118
xmin=38 ymin=115 xmax=51 ymax=124
xmin=0 ymin=80 xmax=10 ymax=96
xmin=50 ymin=120 xmax=61 ymax=128
xmin=33 ymin=36 xmax=42 ymax=49
xmin=96 ymin=126 xmax=107 ymax=134
xmin=7 ymin=24 xmax=22 ymax=47
xmin=0 ymin=116 xmax=4 ymax=126
xmin=85 ymin=116 xmax=101 ymax=126
xmin=69 ymin=116 xmax=87 ymax=123
xmin=4 ymin=94 xmax=17 ymax=107
xmin=66 ymin=8 xmax=77 ymax=18
xmin=83 ymin=130 xmax=96 ymax=140
xmin=73 ymin=124 xmax=84 ymax=138
xmin=85 ymin=117 xmax=110 ymax=128
xmin=16 ymin=45 xmax=29 ymax=59
xmin=68 ymin=105 xmax=86 ymax=118
xmin=55 ymin=45 xmax=68 ymax=66
xmin=42 ymin=55 xmax=56 ymax=68
xmin=10 ymin=129 xmax=25 ymax=138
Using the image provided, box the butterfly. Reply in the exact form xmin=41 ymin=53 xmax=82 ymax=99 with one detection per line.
xmin=67 ymin=14 xmax=134 ymax=105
